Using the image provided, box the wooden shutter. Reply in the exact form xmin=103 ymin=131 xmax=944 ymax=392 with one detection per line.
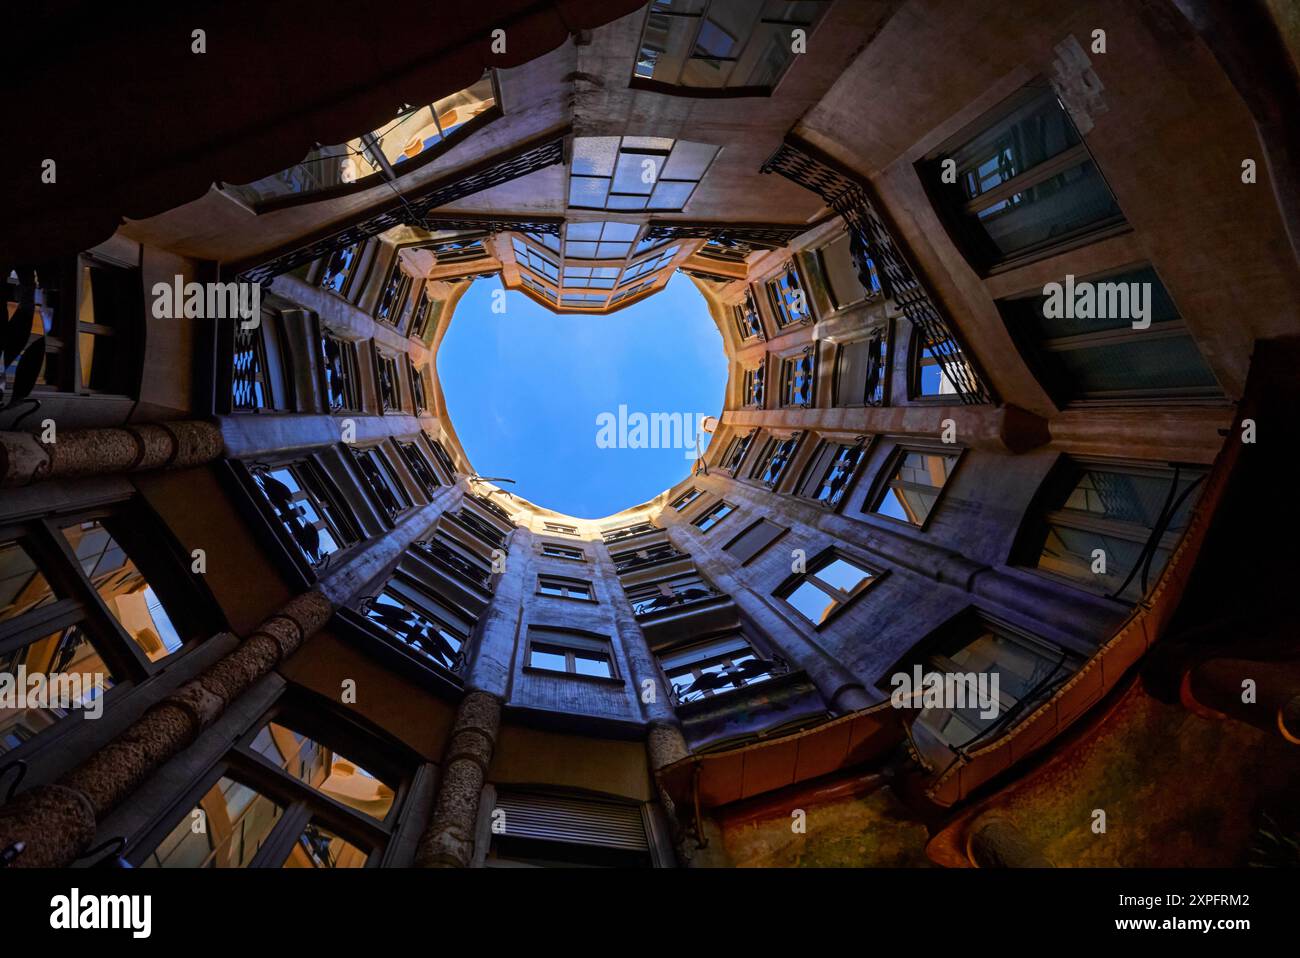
xmin=493 ymin=792 xmax=648 ymax=851
xmin=836 ymin=339 xmax=871 ymax=406
xmin=723 ymin=519 xmax=787 ymax=565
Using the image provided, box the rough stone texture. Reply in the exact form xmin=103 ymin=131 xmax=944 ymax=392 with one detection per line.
xmin=0 ymin=785 xmax=96 ymax=868
xmin=415 ymin=690 xmax=502 ymax=867
xmin=0 ymin=431 xmax=53 ymax=486
xmin=0 ymin=422 xmax=224 ymax=486
xmin=967 ymin=817 xmax=1055 ymax=868
xmin=0 ymin=588 xmax=331 ymax=867
xmin=1186 ymin=657 xmax=1300 ymax=739
xmin=720 ymin=784 xmax=931 ymax=868
xmin=62 ymin=702 xmax=199 ymax=814
xmin=647 ymin=722 xmax=689 ymax=772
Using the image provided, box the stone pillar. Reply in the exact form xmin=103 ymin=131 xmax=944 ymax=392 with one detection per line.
xmin=647 ymin=721 xmax=694 ymax=862
xmin=0 ymin=421 xmax=224 ymax=486
xmin=966 ymin=816 xmax=1054 ymax=868
xmin=416 ymin=690 xmax=503 ymax=867
xmin=0 ymin=589 xmax=332 ymax=867
xmin=1182 ymin=658 xmax=1300 ymax=743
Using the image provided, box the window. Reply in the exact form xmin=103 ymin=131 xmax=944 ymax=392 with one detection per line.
xmin=350 ymin=444 xmax=412 ymax=521
xmin=670 ymin=488 xmax=702 ymax=511
xmin=733 ymin=287 xmax=764 ymax=341
xmin=409 ymin=285 xmax=437 ymax=340
xmin=766 ymin=262 xmax=813 ymax=327
xmin=3 ymin=256 xmax=142 ymax=402
xmin=138 ymin=706 xmax=411 ymax=868
xmin=796 ymin=440 xmax=865 ymax=509
xmin=364 ymin=575 xmax=472 ymax=672
xmin=1029 ymin=460 xmax=1205 ymax=602
xmin=869 ymin=448 xmax=961 ymax=528
xmin=320 ymin=244 xmax=358 ymax=294
xmin=779 ymin=347 xmax=816 ymax=407
xmin=541 ymin=543 xmax=585 ymax=561
xmin=1 ymin=510 xmax=211 ymax=756
xmin=633 ymin=0 xmax=826 ymax=92
xmin=407 ymin=357 xmax=428 ymax=414
xmin=750 ymin=432 xmax=802 ymax=488
xmin=544 ymin=521 xmax=579 ymax=537
xmin=486 ymin=790 xmax=652 ymax=868
xmin=423 ymin=436 xmax=457 ymax=483
xmin=925 ymin=83 xmax=1124 ymax=272
xmin=814 ymin=229 xmax=879 ymax=308
xmin=225 ymin=72 xmax=499 ymax=207
xmin=455 ymin=509 xmax=509 ymax=550
xmin=717 ymin=429 xmax=755 ymax=473
xmin=778 ymin=551 xmax=878 ymax=626
xmin=374 ymin=350 xmax=401 ymax=412
xmin=834 ymin=326 xmax=889 ymax=407
xmin=414 ymin=533 xmax=493 ymax=590
xmin=625 ymin=573 xmax=718 ymax=617
xmin=231 ymin=317 xmax=290 ymax=412
xmin=396 ymin=440 xmax=440 ymax=497
xmin=374 ymin=262 xmax=411 ymax=326
xmin=538 ymin=576 xmax=595 ymax=602
xmin=722 ymin=518 xmax=787 ymax=564
xmin=569 ymin=136 xmax=719 ymax=211
xmin=252 ymin=461 xmax=360 ymax=570
xmin=658 ymin=630 xmax=783 ymax=705
xmin=320 ymin=333 xmax=362 ymax=412
xmin=692 ymin=501 xmax=735 ymax=532
xmin=526 ymin=630 xmax=617 ymax=680
xmin=602 ymin=522 xmax=658 ymax=544
xmin=905 ymin=617 xmax=1079 ymax=750
xmin=612 ymin=542 xmax=688 ymax=575
xmin=742 ymin=363 xmax=765 ymax=407
xmin=997 ymin=264 xmax=1221 ymax=405
xmin=910 ymin=325 xmax=973 ymax=400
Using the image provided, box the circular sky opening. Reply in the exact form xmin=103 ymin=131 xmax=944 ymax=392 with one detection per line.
xmin=437 ymin=271 xmax=727 ymax=519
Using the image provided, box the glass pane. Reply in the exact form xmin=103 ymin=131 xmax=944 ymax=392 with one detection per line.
xmin=141 ymin=777 xmax=283 ymax=868
xmin=649 ymin=180 xmax=695 ymax=210
xmin=1038 ymin=522 xmax=1151 ymax=601
xmin=816 ymin=557 xmax=873 ymax=594
xmin=250 ymin=722 xmax=395 ymax=820
xmin=1 ymin=625 xmax=115 ymax=754
xmin=0 ymin=540 xmax=57 ymax=623
xmin=571 ymin=137 xmax=620 ymax=176
xmin=530 ymin=648 xmax=568 ymax=672
xmin=573 ymin=652 xmax=612 ymax=678
xmin=662 ymin=141 xmax=717 ymax=181
xmin=873 ymin=452 xmax=958 ymax=526
xmin=568 ymin=176 xmax=610 ymax=208
xmin=1053 ymin=334 xmax=1219 ymax=397
xmin=954 ymin=87 xmax=1080 ymax=200
xmin=974 ymin=161 xmax=1121 ymax=260
xmin=283 ymin=822 xmax=368 ymax=868
xmin=61 ymin=520 xmax=185 ymax=661
xmin=785 ymin=580 xmax=837 ymax=625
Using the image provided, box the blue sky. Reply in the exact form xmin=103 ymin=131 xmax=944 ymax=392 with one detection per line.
xmin=437 ymin=272 xmax=726 ymax=518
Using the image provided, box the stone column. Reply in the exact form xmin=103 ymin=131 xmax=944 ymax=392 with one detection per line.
xmin=646 ymin=721 xmax=694 ymax=862
xmin=416 ymin=690 xmax=503 ymax=867
xmin=1182 ymin=658 xmax=1300 ymax=743
xmin=966 ymin=816 xmax=1054 ymax=868
xmin=0 ymin=589 xmax=332 ymax=867
xmin=0 ymin=421 xmax=224 ymax=486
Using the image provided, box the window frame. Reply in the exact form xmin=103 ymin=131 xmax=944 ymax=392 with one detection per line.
xmin=524 ymin=628 xmax=621 ymax=683
xmin=775 ymin=548 xmax=882 ymax=629
xmin=537 ymin=574 xmax=597 ymax=603
xmin=864 ymin=442 xmax=965 ymax=532
xmin=691 ymin=501 xmax=736 ymax=533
